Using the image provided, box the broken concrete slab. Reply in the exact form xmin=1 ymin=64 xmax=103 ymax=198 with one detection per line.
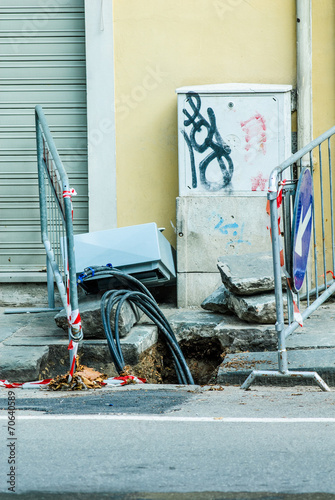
xmin=120 ymin=325 xmax=159 ymax=365
xmin=226 ymin=291 xmax=284 ymax=324
xmin=0 ymin=345 xmax=49 ymax=383
xmin=217 ymin=252 xmax=275 ymax=295
xmin=214 ymin=317 xmax=276 ymax=353
xmin=167 ymin=309 xmax=226 ymax=342
xmin=201 ymin=285 xmax=230 ymax=314
xmin=200 ymin=284 xmax=282 ymax=324
xmin=55 ymin=296 xmax=142 ymax=339
xmin=217 ymin=348 xmax=335 ymax=386
xmin=163 ymin=308 xmax=277 ymax=353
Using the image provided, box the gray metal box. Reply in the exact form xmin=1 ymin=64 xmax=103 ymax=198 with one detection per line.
xmin=73 ymin=223 xmax=176 ymax=286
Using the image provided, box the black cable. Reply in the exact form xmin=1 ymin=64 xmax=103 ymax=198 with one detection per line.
xmin=114 ymin=291 xmax=192 ymax=385
xmin=78 ymin=266 xmax=194 ymax=384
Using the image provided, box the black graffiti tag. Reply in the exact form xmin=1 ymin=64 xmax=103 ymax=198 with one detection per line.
xmin=181 ymin=92 xmax=234 ymax=191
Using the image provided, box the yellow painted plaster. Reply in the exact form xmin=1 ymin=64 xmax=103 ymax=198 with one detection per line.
xmin=312 ymin=0 xmax=335 ymax=138
xmin=113 ymin=0 xmax=296 ymax=245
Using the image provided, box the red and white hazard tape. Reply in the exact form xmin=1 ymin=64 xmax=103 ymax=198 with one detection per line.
xmin=293 ymin=299 xmax=303 ymax=327
xmin=0 ymin=379 xmax=52 ymax=389
xmin=266 ymin=179 xmax=286 ymax=268
xmin=62 ymin=188 xmax=77 ymax=199
xmin=103 ymin=376 xmax=146 ymax=387
xmin=0 ymin=376 xmax=146 ymax=389
xmin=67 ymin=339 xmax=78 ymax=381
xmin=62 ymin=187 xmax=83 ymax=380
xmin=283 ymin=278 xmax=303 ymax=327
xmin=63 ymin=187 xmax=77 ymax=221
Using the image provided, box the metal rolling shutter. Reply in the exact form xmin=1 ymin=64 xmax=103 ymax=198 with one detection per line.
xmin=0 ymin=0 xmax=88 ymax=281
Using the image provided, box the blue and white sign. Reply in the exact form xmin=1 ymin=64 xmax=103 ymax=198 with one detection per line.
xmin=291 ymin=167 xmax=313 ymax=292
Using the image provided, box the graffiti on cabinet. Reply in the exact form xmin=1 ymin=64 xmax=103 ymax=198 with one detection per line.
xmin=182 ymin=92 xmax=234 ymax=192
xmin=240 ymin=113 xmax=267 ymax=161
xmin=209 ymin=212 xmax=251 ymax=248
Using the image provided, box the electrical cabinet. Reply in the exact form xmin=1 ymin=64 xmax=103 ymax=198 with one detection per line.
xmin=176 ymin=83 xmax=292 ymax=196
xmin=176 ymin=83 xmax=292 ymax=306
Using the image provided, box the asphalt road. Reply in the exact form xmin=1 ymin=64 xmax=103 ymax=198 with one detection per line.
xmin=1 ymin=385 xmax=335 ymax=499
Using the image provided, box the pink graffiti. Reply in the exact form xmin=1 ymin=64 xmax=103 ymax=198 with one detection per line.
xmin=241 ymin=113 xmax=267 ymax=158
xmin=251 ymin=172 xmax=267 ymax=191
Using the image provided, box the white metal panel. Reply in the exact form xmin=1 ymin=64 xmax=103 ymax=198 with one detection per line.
xmin=176 ymin=83 xmax=293 ymax=94
xmin=0 ymin=0 xmax=88 ymax=279
xmin=177 ymin=84 xmax=292 ymax=196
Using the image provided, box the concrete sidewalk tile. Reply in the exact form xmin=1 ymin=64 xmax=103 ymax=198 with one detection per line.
xmin=0 ymin=313 xmax=34 ymax=343
xmin=168 ymin=309 xmax=225 ymax=341
xmin=214 ymin=317 xmax=276 ymax=352
xmin=0 ymin=345 xmax=49 ymax=383
xmin=217 ymin=348 xmax=335 ymax=385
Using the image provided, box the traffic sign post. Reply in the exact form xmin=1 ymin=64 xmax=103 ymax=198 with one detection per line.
xmin=291 ymin=167 xmax=313 ymax=292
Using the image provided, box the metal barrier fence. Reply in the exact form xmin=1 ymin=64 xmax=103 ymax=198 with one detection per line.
xmin=35 ymin=105 xmax=83 ymax=377
xmin=242 ymin=125 xmax=335 ymax=392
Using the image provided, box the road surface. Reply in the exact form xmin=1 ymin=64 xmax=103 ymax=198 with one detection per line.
xmin=1 ymin=385 xmax=335 ymax=499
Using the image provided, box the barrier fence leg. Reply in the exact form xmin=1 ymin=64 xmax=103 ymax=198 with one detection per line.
xmin=278 ymin=327 xmax=288 ymax=374
xmin=241 ymin=370 xmax=331 ymax=391
xmin=47 ymin=256 xmax=55 ymax=309
xmin=68 ymin=328 xmax=79 ymax=382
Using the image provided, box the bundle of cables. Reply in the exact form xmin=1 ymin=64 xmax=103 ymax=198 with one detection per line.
xmin=77 ymin=265 xmax=194 ymax=385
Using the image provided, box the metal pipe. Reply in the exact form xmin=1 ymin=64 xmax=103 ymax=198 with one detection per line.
xmin=5 ymin=308 xmax=62 ymax=315
xmin=319 ymin=145 xmax=327 ymax=286
xmin=296 ymin=0 xmax=313 ymax=156
xmin=299 ymin=278 xmax=334 ymax=301
xmin=47 ymin=256 xmax=55 ymax=309
xmin=268 ymin=187 xmax=288 ymax=373
xmin=328 ymin=138 xmax=335 ymax=273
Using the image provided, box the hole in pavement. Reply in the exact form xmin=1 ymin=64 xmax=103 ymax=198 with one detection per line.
xmin=41 ymin=336 xmax=224 ymax=386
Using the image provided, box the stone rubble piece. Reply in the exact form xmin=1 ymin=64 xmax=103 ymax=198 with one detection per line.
xmin=55 ymin=296 xmax=142 ymax=339
xmin=200 ymin=285 xmax=230 ymax=314
xmin=226 ymin=291 xmax=285 ymax=324
xmin=217 ymin=252 xmax=276 ymax=296
xmin=201 ymin=283 xmax=284 ymax=324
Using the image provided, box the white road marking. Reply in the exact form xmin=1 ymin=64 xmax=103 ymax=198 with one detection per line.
xmin=0 ymin=415 xmax=335 ymax=422
xmin=295 ymin=204 xmax=312 ymax=256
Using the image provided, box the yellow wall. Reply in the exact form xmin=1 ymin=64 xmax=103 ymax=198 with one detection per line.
xmin=112 ymin=0 xmax=297 ymax=245
xmin=312 ymin=0 xmax=335 ymax=138
xmin=311 ymin=1 xmax=335 ymax=273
